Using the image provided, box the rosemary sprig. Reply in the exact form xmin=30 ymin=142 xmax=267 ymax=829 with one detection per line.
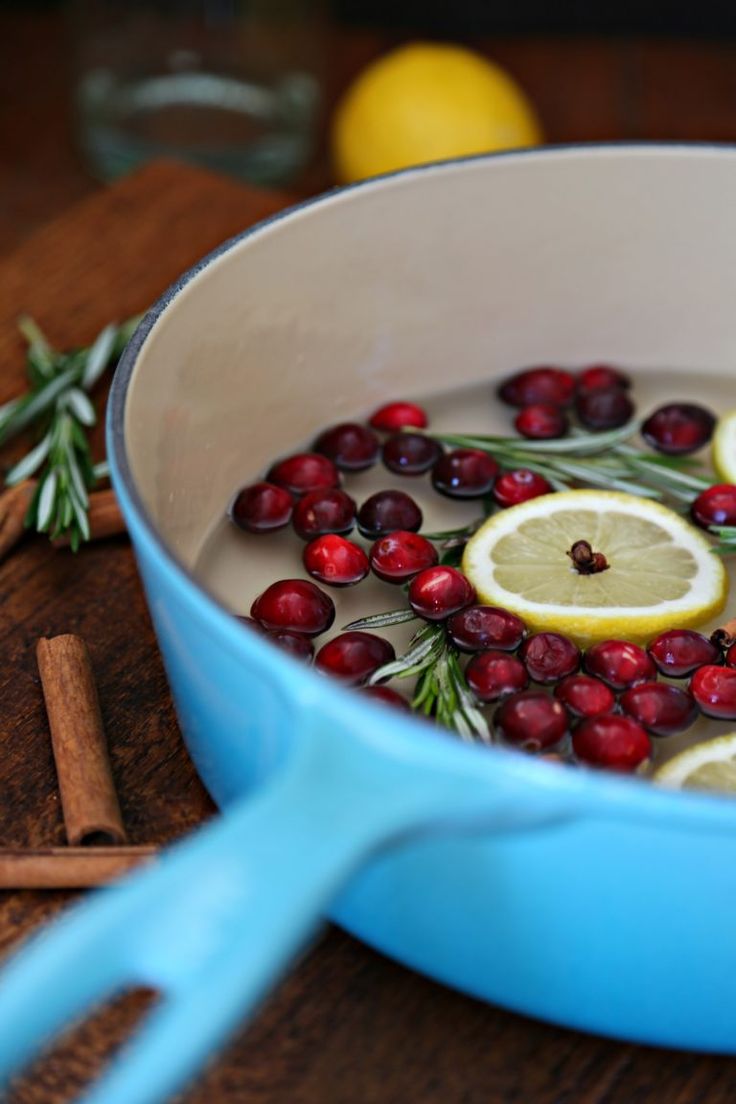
xmin=709 ymin=526 xmax=736 ymax=556
xmin=2 ymin=314 xmax=141 ymax=549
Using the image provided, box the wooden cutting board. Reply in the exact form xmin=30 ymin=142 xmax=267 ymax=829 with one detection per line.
xmin=1 ymin=160 xmax=734 ymax=1104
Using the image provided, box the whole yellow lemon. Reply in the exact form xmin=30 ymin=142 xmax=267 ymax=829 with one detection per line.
xmin=332 ymin=42 xmax=543 ymax=184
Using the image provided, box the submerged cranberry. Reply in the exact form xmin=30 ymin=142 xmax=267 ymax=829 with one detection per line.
xmin=493 ymin=469 xmax=552 ymax=509
xmin=382 ymin=433 xmax=443 ymax=476
xmin=360 ymin=685 xmax=412 ymax=711
xmin=432 ymin=449 xmax=498 ymax=499
xmin=265 ymin=630 xmax=314 ymax=661
xmin=446 ymin=605 xmax=526 ymax=653
xmin=519 ymin=632 xmax=581 ymax=684
xmin=268 ymin=452 xmax=340 ymax=496
xmin=230 ymin=482 xmax=294 ymax=534
xmin=303 ymin=534 xmax=369 ymax=587
xmin=642 ymin=402 xmax=716 ymax=455
xmin=369 ymin=531 xmax=438 ymax=583
xmin=498 ymin=367 xmax=576 ymax=408
xmin=466 ymin=651 xmax=528 ymax=702
xmin=408 ymin=566 xmax=476 ymax=621
xmin=690 ymin=665 xmax=736 ymax=719
xmin=514 ymin=403 xmax=568 ymax=440
xmin=313 ymin=422 xmax=379 ymax=471
xmin=575 ymin=388 xmax=634 ymax=430
xmin=494 ymin=690 xmax=569 ymax=750
xmin=554 ymin=674 xmax=615 ymax=718
xmin=573 ymin=715 xmax=651 ymax=771
xmin=292 ymin=488 xmax=356 ymax=540
xmin=584 ymin=639 xmax=655 ymax=689
xmin=251 ymin=579 xmax=335 ymax=636
xmin=620 ymin=682 xmax=697 ymax=737
xmin=369 ymin=401 xmax=428 ymax=432
xmin=316 ymin=631 xmax=395 ymax=685
xmin=690 ymin=484 xmax=736 ymax=530
xmin=647 ymin=628 xmax=720 ymax=678
xmin=357 ymin=490 xmax=422 ymax=538
xmin=577 ymin=364 xmax=631 ymax=394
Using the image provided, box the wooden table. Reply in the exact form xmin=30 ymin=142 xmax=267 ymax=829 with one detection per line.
xmin=2 ymin=12 xmax=736 ymax=1104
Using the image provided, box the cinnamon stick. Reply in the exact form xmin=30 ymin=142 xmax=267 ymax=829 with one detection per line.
xmin=0 ymin=478 xmax=35 ymax=561
xmin=53 ymin=488 xmax=126 ymax=547
xmin=36 ymin=635 xmax=127 ymax=846
xmin=0 ymin=847 xmax=157 ymax=889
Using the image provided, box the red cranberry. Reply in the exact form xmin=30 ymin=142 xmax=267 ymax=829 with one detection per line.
xmin=577 ymin=364 xmax=631 ymax=394
xmin=620 ymin=682 xmax=698 ymax=737
xmin=303 ymin=534 xmax=369 ymax=587
xmin=268 ymin=452 xmax=340 ymax=496
xmin=642 ymin=403 xmax=716 ymax=455
xmin=519 ymin=632 xmax=581 ymax=684
xmin=493 ymin=469 xmax=552 ymax=509
xmin=432 ymin=449 xmax=498 ymax=499
xmin=370 ymin=531 xmax=438 ymax=583
xmin=382 ymin=433 xmax=443 ymax=476
xmin=554 ymin=674 xmax=615 ymax=718
xmin=575 ymin=388 xmax=634 ymax=430
xmin=292 ymin=488 xmax=356 ymax=540
xmin=313 ymin=422 xmax=379 ymax=471
xmin=514 ymin=404 xmax=568 ymax=440
xmin=230 ymin=481 xmax=294 ymax=534
xmin=690 ymin=665 xmax=736 ymax=719
xmin=369 ymin=401 xmax=428 ymax=432
xmin=360 ymin=685 xmax=412 ymax=710
xmin=446 ymin=605 xmax=526 ymax=653
xmin=647 ymin=628 xmax=720 ymax=678
xmin=466 ymin=651 xmax=529 ymax=702
xmin=573 ymin=715 xmax=651 ymax=771
xmin=408 ymin=566 xmax=475 ymax=621
xmin=498 ymin=367 xmax=576 ymax=408
xmin=236 ymin=615 xmax=264 ymax=633
xmin=265 ymin=630 xmax=314 ymax=661
xmin=357 ymin=490 xmax=423 ymax=538
xmin=494 ymin=690 xmax=569 ymax=750
xmin=251 ymin=579 xmax=335 ymax=636
xmin=584 ymin=639 xmax=655 ymax=689
xmin=316 ymin=631 xmax=395 ymax=685
xmin=690 ymin=484 xmax=736 ymax=529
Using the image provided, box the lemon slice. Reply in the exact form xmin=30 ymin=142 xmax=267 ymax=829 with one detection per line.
xmin=712 ymin=409 xmax=736 ymax=483
xmin=462 ymin=490 xmax=727 ymax=645
xmin=654 ymin=734 xmax=736 ymax=794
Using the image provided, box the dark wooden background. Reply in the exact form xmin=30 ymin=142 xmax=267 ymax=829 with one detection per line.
xmin=2 ymin=7 xmax=736 ymax=1102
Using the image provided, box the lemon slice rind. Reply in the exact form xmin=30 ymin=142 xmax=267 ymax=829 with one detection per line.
xmin=712 ymin=408 xmax=736 ymax=484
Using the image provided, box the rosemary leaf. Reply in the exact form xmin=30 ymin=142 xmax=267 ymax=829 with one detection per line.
xmin=343 ymin=608 xmax=418 ymax=630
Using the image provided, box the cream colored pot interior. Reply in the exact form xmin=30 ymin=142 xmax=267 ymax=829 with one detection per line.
xmin=124 ymin=146 xmax=736 ymax=568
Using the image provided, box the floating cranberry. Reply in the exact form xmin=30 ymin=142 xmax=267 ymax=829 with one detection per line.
xmin=584 ymin=639 xmax=655 ymax=689
xmin=575 ymin=388 xmax=634 ymax=430
xmin=360 ymin=685 xmax=412 ymax=710
xmin=268 ymin=452 xmax=340 ymax=496
xmin=519 ymin=632 xmax=581 ymax=684
xmin=498 ymin=367 xmax=576 ymax=408
xmin=316 ymin=631 xmax=395 ymax=685
xmin=251 ymin=579 xmax=335 ymax=636
xmin=493 ymin=469 xmax=552 ymax=509
xmin=369 ymin=401 xmax=428 ymax=432
xmin=382 ymin=433 xmax=443 ymax=476
xmin=432 ymin=448 xmax=498 ymax=499
xmin=446 ymin=605 xmax=526 ymax=653
xmin=690 ymin=484 xmax=736 ymax=530
xmin=642 ymin=402 xmax=716 ymax=455
xmin=690 ymin=665 xmax=736 ymax=719
xmin=577 ymin=364 xmax=631 ymax=394
xmin=303 ymin=534 xmax=369 ymax=587
xmin=514 ymin=404 xmax=568 ymax=440
xmin=313 ymin=422 xmax=380 ymax=471
xmin=230 ymin=481 xmax=294 ymax=534
xmin=554 ymin=674 xmax=615 ymax=718
xmin=573 ymin=715 xmax=651 ymax=771
xmin=620 ymin=682 xmax=698 ymax=737
xmin=494 ymin=690 xmax=569 ymax=750
xmin=466 ymin=651 xmax=529 ymax=702
xmin=647 ymin=628 xmax=720 ymax=678
xmin=408 ymin=566 xmax=476 ymax=621
xmin=265 ymin=630 xmax=314 ymax=661
xmin=292 ymin=488 xmax=356 ymax=540
xmin=369 ymin=531 xmax=438 ymax=583
xmin=357 ymin=490 xmax=423 ymax=538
